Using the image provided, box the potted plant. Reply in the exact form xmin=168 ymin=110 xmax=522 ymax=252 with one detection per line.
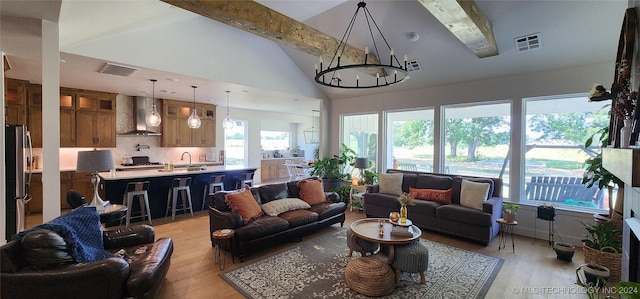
xmin=502 ymin=203 xmax=520 ymax=223
xmin=537 ymin=204 xmax=556 ymax=221
xmin=577 ymin=263 xmax=610 ymax=288
xmin=582 ymin=221 xmax=623 ymax=283
xmin=551 ymin=227 xmax=576 ymax=262
xmin=309 ymin=144 xmax=355 ymax=191
xmin=582 ymin=126 xmax=624 ymax=223
xmin=362 ymin=161 xmax=378 ymax=185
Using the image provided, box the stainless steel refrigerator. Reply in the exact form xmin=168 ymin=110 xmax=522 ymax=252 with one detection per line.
xmin=5 ymin=124 xmax=32 ymax=241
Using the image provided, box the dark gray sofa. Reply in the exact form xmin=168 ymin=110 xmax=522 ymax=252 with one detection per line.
xmin=207 ymin=179 xmax=346 ymax=260
xmin=363 ymin=169 xmax=503 ymax=245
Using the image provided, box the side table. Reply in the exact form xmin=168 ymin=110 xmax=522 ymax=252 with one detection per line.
xmin=350 ymin=185 xmax=367 ymax=211
xmin=496 ymin=218 xmax=517 ymax=253
xmin=212 ymin=229 xmax=235 ymax=270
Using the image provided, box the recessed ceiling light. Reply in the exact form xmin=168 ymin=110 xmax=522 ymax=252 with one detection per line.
xmin=160 ymin=89 xmax=177 ymax=94
xmin=406 ymin=32 xmax=419 ymax=42
xmin=167 ymin=78 xmax=179 ymax=82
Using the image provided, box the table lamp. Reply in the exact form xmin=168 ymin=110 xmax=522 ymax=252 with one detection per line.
xmin=354 ymin=157 xmax=369 ymax=185
xmin=76 ymin=149 xmax=114 ymax=208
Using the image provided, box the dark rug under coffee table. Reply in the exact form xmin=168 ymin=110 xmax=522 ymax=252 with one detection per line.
xmin=221 ymin=229 xmax=503 ymax=298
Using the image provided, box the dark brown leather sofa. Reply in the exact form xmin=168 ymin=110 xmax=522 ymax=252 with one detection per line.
xmin=208 ymin=179 xmax=346 ymax=261
xmin=1 ymin=224 xmax=173 ymax=299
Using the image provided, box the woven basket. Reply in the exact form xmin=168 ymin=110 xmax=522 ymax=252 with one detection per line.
xmin=345 ymin=257 xmax=395 ymax=296
xmin=583 ymin=244 xmax=621 ymax=283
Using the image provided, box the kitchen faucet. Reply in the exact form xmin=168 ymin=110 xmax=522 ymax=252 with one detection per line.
xmin=181 ymin=152 xmax=192 ymax=165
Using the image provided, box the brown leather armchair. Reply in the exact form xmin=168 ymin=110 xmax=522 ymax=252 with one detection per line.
xmin=1 ymin=224 xmax=173 ymax=299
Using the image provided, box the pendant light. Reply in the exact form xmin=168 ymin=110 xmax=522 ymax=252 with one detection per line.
xmin=187 ymin=85 xmax=201 ymax=129
xmin=145 ymin=79 xmax=162 ymax=127
xmin=222 ymin=90 xmax=234 ymax=130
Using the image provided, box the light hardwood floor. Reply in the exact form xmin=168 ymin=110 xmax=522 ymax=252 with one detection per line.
xmin=151 ymin=211 xmax=590 ymax=299
xmin=27 ymin=210 xmax=590 ymax=299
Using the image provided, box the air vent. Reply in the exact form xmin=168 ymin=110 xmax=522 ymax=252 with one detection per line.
xmin=99 ymin=63 xmax=138 ymax=77
xmin=514 ymin=33 xmax=541 ymax=52
xmin=406 ymin=59 xmax=422 ymax=72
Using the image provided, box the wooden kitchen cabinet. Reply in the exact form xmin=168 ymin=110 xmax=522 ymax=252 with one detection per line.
xmin=4 ymin=78 xmax=27 ymax=125
xmin=60 ymin=172 xmax=73 ymax=210
xmin=162 ymin=99 xmax=217 ymax=147
xmin=76 ymin=110 xmax=115 ymax=147
xmin=71 ymin=172 xmax=95 ymax=205
xmin=27 ymin=84 xmax=42 ymax=147
xmin=193 ymin=104 xmax=216 ymax=147
xmin=6 ymin=81 xmax=116 ymax=148
xmin=27 ymin=172 xmax=76 ymax=213
xmin=260 ymin=158 xmax=305 ymax=181
xmin=27 ymin=173 xmax=43 ymax=213
xmin=74 ymin=92 xmax=116 ymax=147
xmin=59 ymin=109 xmax=76 ymax=147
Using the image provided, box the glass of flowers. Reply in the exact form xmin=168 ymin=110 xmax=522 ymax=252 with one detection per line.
xmin=397 ymin=192 xmax=415 ymax=224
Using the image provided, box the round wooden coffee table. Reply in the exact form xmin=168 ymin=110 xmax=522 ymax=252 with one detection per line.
xmin=350 ymin=218 xmax=421 ymax=263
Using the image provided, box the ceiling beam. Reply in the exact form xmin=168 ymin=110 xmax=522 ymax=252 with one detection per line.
xmin=418 ymin=0 xmax=498 ymax=58
xmin=160 ymin=0 xmax=383 ymax=77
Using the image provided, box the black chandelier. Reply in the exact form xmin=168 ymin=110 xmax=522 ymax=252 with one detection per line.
xmin=314 ymin=1 xmax=410 ymax=89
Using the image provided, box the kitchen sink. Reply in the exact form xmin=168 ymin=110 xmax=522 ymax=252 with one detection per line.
xmin=186 ymin=165 xmax=205 ymax=171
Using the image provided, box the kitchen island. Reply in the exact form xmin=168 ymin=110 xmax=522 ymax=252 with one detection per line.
xmin=99 ymin=165 xmax=257 ymax=221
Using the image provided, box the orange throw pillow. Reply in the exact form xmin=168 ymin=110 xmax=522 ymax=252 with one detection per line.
xmin=409 ymin=187 xmax=452 ymax=205
xmin=225 ymin=186 xmax=263 ymax=224
xmin=297 ymin=179 xmax=327 ymax=206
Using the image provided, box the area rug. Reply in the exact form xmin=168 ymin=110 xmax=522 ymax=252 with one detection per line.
xmin=221 ymin=229 xmax=503 ymax=298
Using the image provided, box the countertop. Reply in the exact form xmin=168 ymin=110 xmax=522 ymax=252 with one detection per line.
xmin=28 ymin=162 xmax=224 ymax=174
xmin=99 ymin=165 xmax=257 ymax=181
xmin=261 ymin=157 xmax=305 ymax=160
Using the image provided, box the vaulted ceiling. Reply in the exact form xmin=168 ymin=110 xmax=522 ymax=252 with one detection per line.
xmin=0 ymin=0 xmax=629 ymax=115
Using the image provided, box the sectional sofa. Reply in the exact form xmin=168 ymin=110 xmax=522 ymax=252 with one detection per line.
xmin=363 ymin=170 xmax=503 ymax=245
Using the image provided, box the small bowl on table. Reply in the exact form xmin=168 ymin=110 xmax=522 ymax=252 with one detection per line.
xmin=389 ymin=212 xmax=400 ymax=222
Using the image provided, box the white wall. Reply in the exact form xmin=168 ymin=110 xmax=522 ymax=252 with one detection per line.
xmin=330 ymin=62 xmax=615 ymax=244
xmin=61 ymin=9 xmax=326 ymax=102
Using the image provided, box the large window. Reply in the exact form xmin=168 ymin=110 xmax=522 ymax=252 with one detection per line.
xmin=524 ymin=95 xmax=610 ymax=211
xmin=342 ymin=114 xmax=378 ymax=170
xmin=386 ymin=109 xmax=435 ymax=172
xmin=443 ymin=102 xmax=511 ymax=197
xmin=225 ymin=120 xmax=246 ymax=166
xmin=260 ymin=131 xmax=290 ymax=150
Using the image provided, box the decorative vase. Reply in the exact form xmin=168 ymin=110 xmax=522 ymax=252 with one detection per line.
xmin=620 ymin=118 xmax=633 ymax=148
xmin=400 ymin=205 xmax=407 ymax=224
xmin=502 ymin=212 xmax=516 ymax=223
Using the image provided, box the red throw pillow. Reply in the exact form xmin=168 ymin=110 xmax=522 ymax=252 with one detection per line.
xmin=297 ymin=179 xmax=328 ymax=206
xmin=409 ymin=187 xmax=452 ymax=205
xmin=225 ymin=186 xmax=263 ymax=224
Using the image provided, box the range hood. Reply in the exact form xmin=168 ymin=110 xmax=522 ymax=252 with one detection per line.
xmin=118 ymin=97 xmax=161 ymax=136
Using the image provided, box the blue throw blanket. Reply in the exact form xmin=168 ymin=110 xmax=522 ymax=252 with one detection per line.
xmin=13 ymin=206 xmax=113 ymax=263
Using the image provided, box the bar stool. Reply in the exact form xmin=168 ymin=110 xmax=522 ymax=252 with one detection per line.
xmin=202 ymin=174 xmax=225 ymax=210
xmin=122 ymin=181 xmax=152 ymax=228
xmin=166 ymin=177 xmax=193 ymax=220
xmin=235 ymin=172 xmax=254 ymax=190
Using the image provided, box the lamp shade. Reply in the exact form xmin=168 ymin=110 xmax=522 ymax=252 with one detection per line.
xmin=354 ymin=157 xmax=369 ymax=169
xmin=76 ymin=149 xmax=114 ymax=173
